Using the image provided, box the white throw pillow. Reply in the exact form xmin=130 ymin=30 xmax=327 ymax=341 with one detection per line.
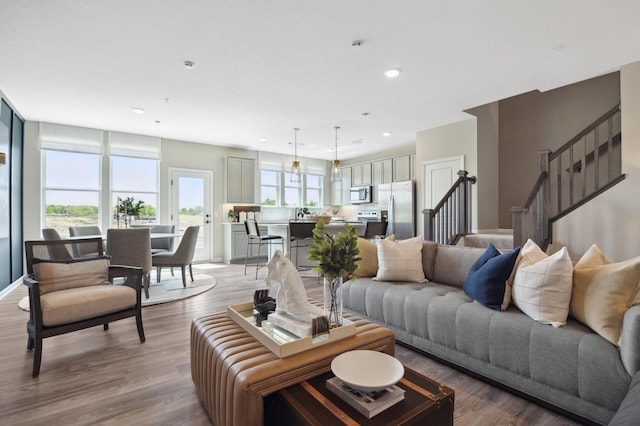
xmin=511 ymin=239 xmax=573 ymax=327
xmin=374 ymin=236 xmax=426 ymax=282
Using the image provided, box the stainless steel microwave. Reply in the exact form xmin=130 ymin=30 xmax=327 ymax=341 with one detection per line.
xmin=350 ymin=185 xmax=372 ymax=204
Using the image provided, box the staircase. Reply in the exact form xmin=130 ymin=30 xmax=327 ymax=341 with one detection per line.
xmin=511 ymin=104 xmax=624 ymax=250
xmin=423 ymin=104 xmax=623 ymax=250
xmin=422 ymin=170 xmax=476 ymax=245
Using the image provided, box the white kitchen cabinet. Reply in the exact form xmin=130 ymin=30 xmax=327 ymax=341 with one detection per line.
xmin=351 ymin=163 xmax=372 ymax=186
xmin=392 ymin=155 xmax=411 ymax=182
xmin=340 ymin=166 xmax=352 ymax=205
xmin=373 ymin=159 xmax=393 ymax=186
xmin=226 ymin=157 xmax=255 ymax=203
xmin=222 ymin=223 xmax=268 ymax=264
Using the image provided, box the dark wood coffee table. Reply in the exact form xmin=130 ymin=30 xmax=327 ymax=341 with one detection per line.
xmin=264 ymin=366 xmax=454 ymax=426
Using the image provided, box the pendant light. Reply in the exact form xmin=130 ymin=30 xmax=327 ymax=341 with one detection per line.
xmin=291 ymin=127 xmax=301 ymax=182
xmin=331 ymin=126 xmax=343 ymax=182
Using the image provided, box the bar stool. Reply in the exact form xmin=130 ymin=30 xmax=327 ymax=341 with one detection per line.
xmin=289 ymin=221 xmax=317 ymax=271
xmin=244 ymin=219 xmax=284 ymax=279
xmin=363 ymin=221 xmax=388 ymax=241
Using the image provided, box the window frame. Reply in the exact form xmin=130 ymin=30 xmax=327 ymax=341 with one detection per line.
xmin=260 ymin=170 xmax=324 ymax=208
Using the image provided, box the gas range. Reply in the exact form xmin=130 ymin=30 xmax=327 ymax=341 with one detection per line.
xmin=357 ymin=210 xmax=381 ymax=222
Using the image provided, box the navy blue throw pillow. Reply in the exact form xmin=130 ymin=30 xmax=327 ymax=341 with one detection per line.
xmin=463 ymin=243 xmax=521 ymax=311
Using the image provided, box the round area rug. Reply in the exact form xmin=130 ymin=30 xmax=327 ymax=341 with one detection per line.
xmin=18 ymin=263 xmax=220 ymax=311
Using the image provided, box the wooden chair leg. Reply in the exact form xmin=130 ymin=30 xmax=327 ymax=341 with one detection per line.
xmin=144 ymin=273 xmax=150 ymax=299
xmin=32 ymin=337 xmax=42 ymax=377
xmin=181 ymin=265 xmax=187 ymax=288
xmin=189 ymin=264 xmax=194 ymax=282
xmin=136 ymin=312 xmax=145 ymax=343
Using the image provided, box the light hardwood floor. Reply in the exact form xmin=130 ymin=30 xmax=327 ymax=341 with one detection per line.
xmin=0 ymin=263 xmax=581 ymax=425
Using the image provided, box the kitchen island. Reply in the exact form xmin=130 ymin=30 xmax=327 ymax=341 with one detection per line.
xmin=266 ymin=221 xmax=366 ymax=269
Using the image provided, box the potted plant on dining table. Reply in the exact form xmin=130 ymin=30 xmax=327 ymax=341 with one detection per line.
xmin=307 ymin=221 xmax=360 ymax=328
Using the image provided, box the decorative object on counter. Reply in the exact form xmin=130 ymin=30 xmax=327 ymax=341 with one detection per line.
xmin=265 ymin=250 xmax=311 ymax=321
xmin=290 ymin=127 xmax=301 ymax=182
xmin=227 ymin=209 xmax=239 ymax=222
xmin=309 ymin=214 xmax=332 ymax=224
xmin=331 ymin=126 xmax=343 ymax=182
xmin=116 ymin=196 xmax=145 ymax=228
xmin=308 ymin=221 xmax=361 ymax=327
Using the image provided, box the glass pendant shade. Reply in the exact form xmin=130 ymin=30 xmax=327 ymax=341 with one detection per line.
xmin=291 ymin=127 xmax=301 ymax=182
xmin=331 ymin=159 xmax=342 ymax=181
xmin=331 ymin=126 xmax=342 ymax=182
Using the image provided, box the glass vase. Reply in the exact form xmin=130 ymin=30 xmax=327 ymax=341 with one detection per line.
xmin=323 ymin=276 xmax=344 ymax=328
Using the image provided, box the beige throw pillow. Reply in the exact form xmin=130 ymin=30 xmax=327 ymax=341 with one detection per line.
xmin=511 ymin=240 xmax=574 ymax=327
xmin=355 ymin=235 xmax=395 ymax=277
xmin=374 ymin=236 xmax=426 ymax=282
xmin=570 ymin=244 xmax=640 ymax=345
xmin=34 ymin=257 xmax=110 ymax=294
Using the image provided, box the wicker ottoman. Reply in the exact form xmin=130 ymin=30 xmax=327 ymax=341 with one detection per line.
xmin=191 ymin=310 xmax=395 ymax=426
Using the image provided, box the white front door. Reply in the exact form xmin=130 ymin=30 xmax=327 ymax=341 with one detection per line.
xmin=169 ymin=168 xmax=213 ymax=262
xmin=423 ymin=156 xmax=464 ymax=208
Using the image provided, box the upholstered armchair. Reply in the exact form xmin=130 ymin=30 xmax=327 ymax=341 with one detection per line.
xmin=23 ymin=238 xmax=145 ymax=377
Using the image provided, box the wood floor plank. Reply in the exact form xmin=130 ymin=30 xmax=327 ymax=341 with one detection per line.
xmin=0 ymin=264 xmax=580 ymax=425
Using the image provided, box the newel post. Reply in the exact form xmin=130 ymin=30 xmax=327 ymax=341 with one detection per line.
xmin=423 ymin=209 xmax=435 ymax=241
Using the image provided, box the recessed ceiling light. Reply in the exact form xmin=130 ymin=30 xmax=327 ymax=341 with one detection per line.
xmin=132 ymin=107 xmax=145 ymax=114
xmin=384 ymin=68 xmax=401 ymax=78
xmin=183 ymin=60 xmax=195 ymax=69
xmin=361 ymin=112 xmax=370 ymax=117
xmin=351 ymin=40 xmax=362 ymax=48
xmin=259 ymin=137 xmax=267 ymax=142
xmin=352 ymin=140 xmax=362 ymax=144
xmin=383 ymin=131 xmax=392 ymax=137
xmin=155 ymin=120 xmax=161 ymax=124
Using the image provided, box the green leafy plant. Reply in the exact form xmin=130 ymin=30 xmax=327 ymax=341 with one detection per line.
xmin=307 ymin=221 xmax=361 ymax=281
xmin=117 ymin=197 xmax=145 ymax=217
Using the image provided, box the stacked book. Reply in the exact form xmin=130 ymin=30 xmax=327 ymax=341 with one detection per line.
xmin=326 ymin=376 xmax=405 ymax=419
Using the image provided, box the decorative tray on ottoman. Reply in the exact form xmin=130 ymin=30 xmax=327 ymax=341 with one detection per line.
xmin=227 ymin=302 xmax=356 ymax=358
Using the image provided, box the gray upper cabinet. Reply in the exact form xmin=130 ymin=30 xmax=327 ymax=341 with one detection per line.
xmin=227 ymin=157 xmax=256 ymax=203
xmin=340 ymin=166 xmax=352 ymax=205
xmin=392 ymin=155 xmax=411 ymax=182
xmin=373 ymin=159 xmax=392 ymax=186
xmin=351 ymin=163 xmax=372 ymax=186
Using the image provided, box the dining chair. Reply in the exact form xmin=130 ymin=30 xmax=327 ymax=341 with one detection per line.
xmin=69 ymin=225 xmax=103 ymax=257
xmin=106 ymin=228 xmax=152 ymax=299
xmin=41 ymin=228 xmax=73 ymax=260
xmin=152 ymin=226 xmax=199 ymax=287
xmin=244 ymin=219 xmax=284 ymax=279
xmin=149 ymin=224 xmax=175 ymax=254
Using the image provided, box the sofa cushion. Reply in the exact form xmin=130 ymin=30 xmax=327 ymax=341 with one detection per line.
xmin=374 ymin=236 xmax=426 ymax=282
xmin=570 ymin=244 xmax=640 ymax=345
xmin=33 ymin=256 xmax=111 ymax=294
xmin=463 ymin=244 xmax=520 ymax=311
xmin=41 ymin=284 xmax=137 ymax=326
xmin=355 ymin=235 xmax=395 ymax=278
xmin=608 ymin=370 xmax=640 ymax=426
xmin=511 ymin=240 xmax=574 ymax=327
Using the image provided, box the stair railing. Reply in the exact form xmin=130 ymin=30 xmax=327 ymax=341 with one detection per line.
xmin=423 ymin=170 xmax=476 ymax=245
xmin=512 ymin=104 xmax=624 ymax=249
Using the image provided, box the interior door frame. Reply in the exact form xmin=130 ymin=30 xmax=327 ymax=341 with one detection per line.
xmin=422 ymin=155 xmax=465 ymax=208
xmin=168 ymin=167 xmax=213 ymax=263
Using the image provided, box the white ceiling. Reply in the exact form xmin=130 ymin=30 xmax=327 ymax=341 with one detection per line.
xmin=2 ymin=1 xmax=640 ymax=160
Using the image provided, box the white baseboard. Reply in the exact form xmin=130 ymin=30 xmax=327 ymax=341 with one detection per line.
xmin=0 ymin=276 xmax=23 ymax=300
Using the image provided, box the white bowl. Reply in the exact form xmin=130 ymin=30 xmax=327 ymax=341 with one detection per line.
xmin=331 ymin=350 xmax=404 ymax=392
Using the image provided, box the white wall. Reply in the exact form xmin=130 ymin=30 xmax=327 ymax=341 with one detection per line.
xmin=415 ymin=118 xmax=478 ymax=237
xmin=553 ymin=62 xmax=640 ymax=261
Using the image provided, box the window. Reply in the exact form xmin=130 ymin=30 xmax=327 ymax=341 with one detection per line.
xmin=111 ymin=156 xmax=159 ymax=227
xmin=305 ymin=174 xmax=322 ymax=207
xmin=260 ymin=170 xmax=279 ymax=206
xmin=260 ymin=171 xmax=323 ymax=207
xmin=43 ymin=150 xmax=101 ymax=234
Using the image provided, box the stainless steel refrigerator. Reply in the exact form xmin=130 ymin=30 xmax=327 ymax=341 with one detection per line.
xmin=378 ymin=180 xmax=416 ymax=240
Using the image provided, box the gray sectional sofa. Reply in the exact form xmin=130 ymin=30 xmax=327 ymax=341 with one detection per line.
xmin=342 ymin=241 xmax=640 ymax=425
